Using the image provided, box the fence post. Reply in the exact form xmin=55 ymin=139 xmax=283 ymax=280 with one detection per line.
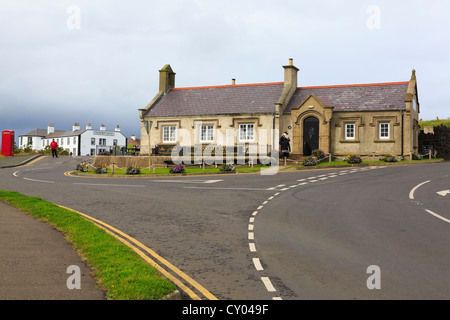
xmin=203 ymin=159 xmax=205 ymax=173
xmin=429 ymin=150 xmax=432 ymax=160
xmin=410 ymin=152 xmax=412 ymax=162
xmin=372 ymin=152 xmax=375 ymax=164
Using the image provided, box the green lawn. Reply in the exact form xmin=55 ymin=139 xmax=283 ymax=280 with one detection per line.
xmin=0 ymin=190 xmax=176 ymax=300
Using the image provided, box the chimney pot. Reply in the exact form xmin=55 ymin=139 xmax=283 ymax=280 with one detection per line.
xmin=289 ymin=58 xmax=293 ymax=66
xmin=86 ymin=123 xmax=92 ymax=130
xmin=72 ymin=123 xmax=80 ymax=131
xmin=232 ymin=78 xmax=236 ymax=85
xmin=100 ymin=124 xmax=105 ymax=131
xmin=47 ymin=123 xmax=55 ymax=134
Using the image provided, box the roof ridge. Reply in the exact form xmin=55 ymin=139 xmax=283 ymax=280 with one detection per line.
xmin=171 ymin=81 xmax=284 ymax=91
xmin=298 ymin=81 xmax=409 ymax=90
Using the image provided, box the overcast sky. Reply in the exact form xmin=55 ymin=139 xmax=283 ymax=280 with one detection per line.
xmin=1 ymin=0 xmax=449 ymax=144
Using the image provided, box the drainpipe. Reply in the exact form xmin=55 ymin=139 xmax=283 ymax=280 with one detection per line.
xmin=272 ymin=113 xmax=276 ymax=155
xmin=401 ymin=110 xmax=404 ymax=160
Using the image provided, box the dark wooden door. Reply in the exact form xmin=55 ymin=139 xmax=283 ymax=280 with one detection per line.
xmin=303 ymin=116 xmax=319 ymax=156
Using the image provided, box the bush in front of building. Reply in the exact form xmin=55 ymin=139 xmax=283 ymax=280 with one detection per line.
xmin=170 ymin=164 xmax=186 ymax=173
xmin=220 ymin=163 xmax=236 ymax=172
xmin=125 ymin=166 xmax=141 ymax=174
xmin=302 ymin=156 xmax=319 ymax=166
xmin=344 ymin=154 xmax=362 ymax=164
xmin=76 ymin=162 xmax=89 ymax=172
xmin=312 ymin=149 xmax=325 ymax=161
xmin=412 ymin=153 xmax=423 ymax=160
xmin=95 ymin=164 xmax=108 ymax=174
xmin=260 ymin=157 xmax=277 ymax=166
xmin=380 ymin=154 xmax=398 ymax=162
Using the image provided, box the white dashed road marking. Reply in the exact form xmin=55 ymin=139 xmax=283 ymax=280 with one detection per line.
xmin=248 ymin=166 xmax=386 ymax=299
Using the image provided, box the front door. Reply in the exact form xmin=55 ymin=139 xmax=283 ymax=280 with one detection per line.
xmin=303 ymin=116 xmax=319 ymax=156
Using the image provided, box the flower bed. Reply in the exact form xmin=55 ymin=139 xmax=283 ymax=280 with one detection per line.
xmin=220 ymin=163 xmax=236 ymax=172
xmin=125 ymin=166 xmax=141 ymax=175
xmin=380 ymin=154 xmax=398 ymax=162
xmin=344 ymin=154 xmax=362 ymax=164
xmin=302 ymin=156 xmax=319 ymax=166
xmin=170 ymin=164 xmax=186 ymax=174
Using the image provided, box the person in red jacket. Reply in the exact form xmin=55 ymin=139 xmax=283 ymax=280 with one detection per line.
xmin=50 ymin=139 xmax=58 ymax=158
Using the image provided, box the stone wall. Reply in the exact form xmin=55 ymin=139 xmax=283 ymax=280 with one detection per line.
xmin=418 ymin=124 xmax=450 ymax=159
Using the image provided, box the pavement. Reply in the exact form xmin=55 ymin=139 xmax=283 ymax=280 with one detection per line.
xmin=0 ymin=155 xmax=106 ymax=300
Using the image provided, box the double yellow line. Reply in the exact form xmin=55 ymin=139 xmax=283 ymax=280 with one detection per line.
xmin=57 ymin=204 xmax=218 ymax=300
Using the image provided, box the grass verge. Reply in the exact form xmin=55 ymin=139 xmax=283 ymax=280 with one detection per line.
xmin=0 ymin=190 xmax=176 ymax=300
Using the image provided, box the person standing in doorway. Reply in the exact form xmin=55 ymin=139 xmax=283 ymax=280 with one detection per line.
xmin=50 ymin=139 xmax=58 ymax=158
xmin=279 ymin=131 xmax=291 ymax=158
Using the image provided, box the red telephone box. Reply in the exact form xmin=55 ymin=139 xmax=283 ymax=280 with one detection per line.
xmin=1 ymin=130 xmax=15 ymax=156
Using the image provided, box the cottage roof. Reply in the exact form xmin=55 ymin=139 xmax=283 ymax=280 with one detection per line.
xmin=19 ymin=129 xmax=48 ymax=137
xmin=285 ymin=81 xmax=410 ymax=113
xmin=47 ymin=130 xmax=87 ymax=138
xmin=144 ymin=82 xmax=285 ymax=117
xmin=143 ymin=80 xmax=410 ymax=118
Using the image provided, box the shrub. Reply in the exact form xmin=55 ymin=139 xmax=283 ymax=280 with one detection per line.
xmin=95 ymin=164 xmax=108 ymax=174
xmin=125 ymin=166 xmax=141 ymax=175
xmin=381 ymin=154 xmax=398 ymax=162
xmin=260 ymin=157 xmax=277 ymax=166
xmin=412 ymin=153 xmax=423 ymax=160
xmin=344 ymin=155 xmax=362 ymax=164
xmin=170 ymin=164 xmax=186 ymax=173
xmin=312 ymin=149 xmax=325 ymax=160
xmin=220 ymin=163 xmax=236 ymax=172
xmin=302 ymin=156 xmax=319 ymax=166
xmin=76 ymin=162 xmax=89 ymax=172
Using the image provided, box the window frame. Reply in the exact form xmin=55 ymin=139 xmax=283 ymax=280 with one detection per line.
xmin=162 ymin=125 xmax=177 ymax=143
xmin=238 ymin=123 xmax=255 ymax=142
xmin=199 ymin=124 xmax=214 ymax=143
xmin=345 ymin=123 xmax=356 ymax=140
xmin=379 ymin=122 xmax=390 ymax=139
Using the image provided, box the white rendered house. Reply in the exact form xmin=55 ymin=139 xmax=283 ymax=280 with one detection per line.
xmin=19 ymin=123 xmax=127 ymax=156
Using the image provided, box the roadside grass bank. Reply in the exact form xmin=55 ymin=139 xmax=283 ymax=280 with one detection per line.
xmin=0 ymin=190 xmax=176 ymax=300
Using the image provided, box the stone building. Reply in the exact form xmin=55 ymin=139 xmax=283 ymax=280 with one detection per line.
xmin=139 ymin=59 xmax=420 ymax=160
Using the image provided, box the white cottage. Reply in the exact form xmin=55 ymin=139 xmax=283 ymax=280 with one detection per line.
xmin=19 ymin=123 xmax=127 ymax=156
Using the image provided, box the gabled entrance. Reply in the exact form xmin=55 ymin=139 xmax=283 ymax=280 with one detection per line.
xmin=303 ymin=116 xmax=319 ymax=156
xmin=289 ymin=94 xmax=333 ymax=157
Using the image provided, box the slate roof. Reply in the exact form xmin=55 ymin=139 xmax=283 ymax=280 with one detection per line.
xmin=19 ymin=129 xmax=49 ymax=137
xmin=144 ymin=82 xmax=285 ymax=117
xmin=47 ymin=130 xmax=87 ymax=138
xmin=284 ymin=82 xmax=409 ymax=114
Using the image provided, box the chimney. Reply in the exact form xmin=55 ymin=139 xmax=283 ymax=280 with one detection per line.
xmin=232 ymin=78 xmax=236 ymax=85
xmin=159 ymin=64 xmax=176 ymax=93
xmin=47 ymin=123 xmax=55 ymax=135
xmin=131 ymin=134 xmax=136 ymax=141
xmin=86 ymin=123 xmax=92 ymax=130
xmin=72 ymin=123 xmax=80 ymax=131
xmin=100 ymin=124 xmax=106 ymax=131
xmin=283 ymin=58 xmax=299 ymax=89
xmin=115 ymin=125 xmax=120 ymax=132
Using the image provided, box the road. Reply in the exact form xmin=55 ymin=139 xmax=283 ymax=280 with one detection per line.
xmin=1 ymin=156 xmax=449 ymax=300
